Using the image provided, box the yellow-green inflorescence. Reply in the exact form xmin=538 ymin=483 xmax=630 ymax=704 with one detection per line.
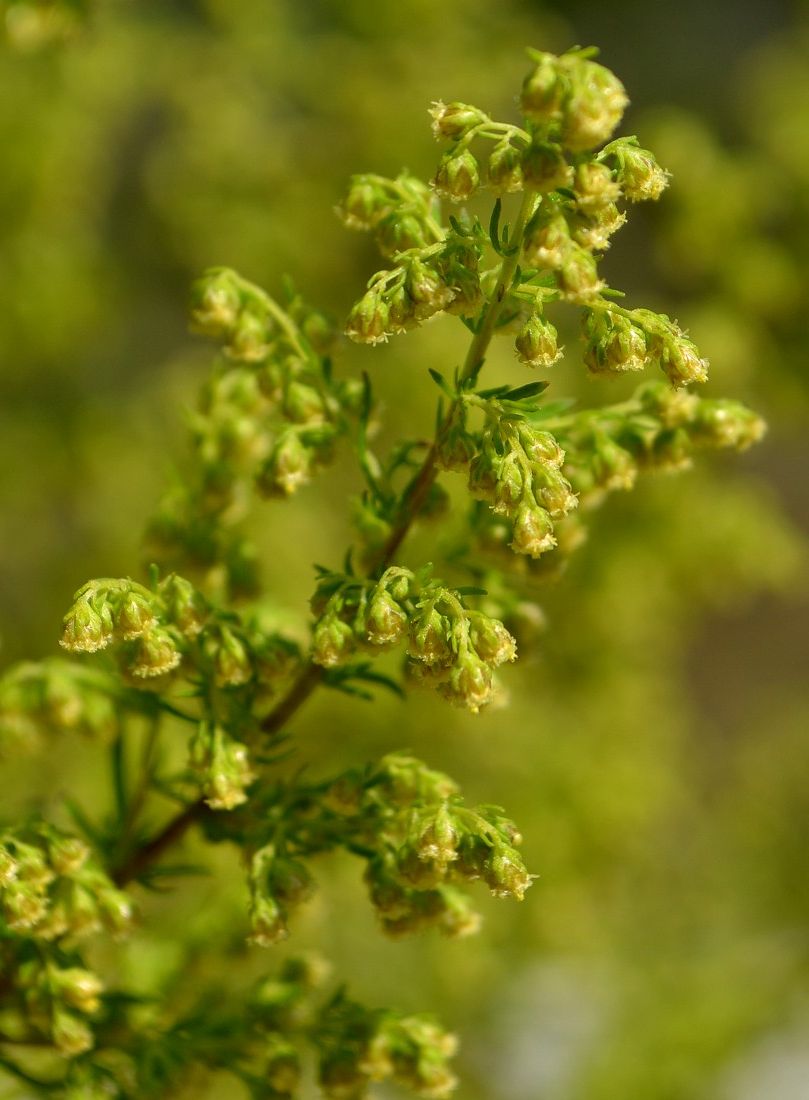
xmin=0 ymin=46 xmax=767 ymax=1099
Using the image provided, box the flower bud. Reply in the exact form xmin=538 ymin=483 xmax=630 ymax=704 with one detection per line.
xmin=375 ymin=211 xmax=429 ymax=257
xmin=487 ymin=141 xmax=525 ymax=194
xmin=189 ymin=268 xmax=242 ymax=337
xmin=520 ymin=53 xmax=564 ymax=122
xmin=606 ymin=139 xmax=669 ymax=201
xmin=510 ymin=502 xmax=556 ymax=558
xmin=417 ymin=806 xmax=459 ymax=864
xmin=48 ymin=835 xmax=89 ymax=876
xmin=365 ymin=589 xmax=408 ymax=648
xmin=492 ymin=455 xmax=525 ymax=515
xmin=573 ymin=202 xmax=626 ymax=251
xmin=160 ymin=574 xmax=208 ymax=637
xmin=592 ymin=437 xmax=637 ymax=491
xmin=249 ymin=892 xmax=288 ymax=947
xmin=523 ymin=209 xmax=571 ymax=270
xmin=116 ymin=589 xmax=156 ymax=640
xmin=514 ymin=313 xmax=562 ymax=368
xmin=532 ymin=466 xmax=578 ymax=518
xmin=429 ymin=100 xmax=486 ymax=140
xmin=270 ymin=856 xmax=315 ymax=909
xmin=338 ymin=176 xmax=384 ymax=230
xmin=661 ymin=337 xmax=709 ymax=388
xmin=345 ymin=288 xmax=390 ymax=345
xmin=212 ymin=625 xmax=253 ymax=686
xmin=284 ymin=381 xmax=326 ymax=425
xmin=521 ymin=141 xmax=572 ymax=193
xmin=483 ymin=844 xmax=533 ymax=900
xmin=406 ymin=259 xmax=454 ymax=317
xmin=572 ymin=162 xmax=620 ymax=210
xmin=408 ymin=609 xmax=451 ymax=667
xmin=558 ymin=246 xmax=603 ymax=301
xmin=60 ymin=600 xmax=114 ymax=654
xmin=517 ymin=425 xmax=565 ymax=467
xmin=226 ymin=308 xmax=272 ymax=362
xmin=468 ymin=615 xmax=517 ymax=665
xmin=692 ymin=401 xmax=766 ymax=450
xmin=129 ymin=626 xmax=182 ymax=679
xmin=561 ymin=60 xmax=628 ymax=151
xmin=190 ymin=722 xmax=255 ymax=811
xmin=312 ymin=613 xmax=355 ymax=668
xmin=437 ymin=652 xmax=494 ymax=713
xmin=53 ymin=969 xmax=104 ymax=1015
xmin=433 ymin=150 xmax=480 ymax=202
xmin=51 ymin=1007 xmax=94 ymax=1056
xmin=267 ymin=1041 xmax=302 ymax=1093
xmin=257 ymin=431 xmax=311 ymax=497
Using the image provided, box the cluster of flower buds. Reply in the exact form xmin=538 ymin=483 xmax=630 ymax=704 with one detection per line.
xmin=465 ymin=415 xmax=577 ymax=559
xmin=14 ymin=955 xmax=105 ymax=1057
xmin=521 ymin=201 xmax=606 ymax=301
xmin=337 ymin=172 xmax=443 ymax=258
xmin=247 ymin=843 xmax=315 ymax=947
xmin=60 ymin=575 xmax=207 ymax=679
xmin=582 ymin=305 xmax=710 ymax=387
xmin=317 ymin=754 xmax=531 ymax=940
xmin=556 ymin=381 xmax=766 ymax=500
xmin=0 ymin=822 xmax=132 ymax=943
xmin=318 ymin=998 xmax=457 ymax=1100
xmin=310 ymin=567 xmax=516 ymax=712
xmin=345 ymin=233 xmax=483 ymax=345
xmin=189 ymin=720 xmax=255 ymax=811
xmin=0 ymin=659 xmax=117 ymax=753
xmin=520 ymin=47 xmax=629 ymax=152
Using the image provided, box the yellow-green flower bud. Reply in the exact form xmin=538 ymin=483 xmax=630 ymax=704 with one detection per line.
xmin=558 ymin=246 xmax=603 ymax=301
xmin=337 ymin=176 xmax=386 ymax=230
xmin=312 ymin=613 xmax=355 ymax=668
xmin=561 ymin=60 xmax=628 ymax=151
xmin=520 ymin=53 xmax=564 ymax=122
xmin=116 ymin=589 xmax=156 ymax=640
xmin=487 ymin=141 xmax=525 ymax=194
xmin=437 ymin=653 xmax=494 ymax=713
xmin=604 ymin=139 xmax=669 ymax=201
xmin=189 ymin=268 xmax=242 ymax=337
xmin=406 ymin=259 xmax=454 ymax=317
xmin=375 ymin=211 xmax=429 ymax=257
xmin=53 ymin=969 xmax=104 ymax=1015
xmin=469 ymin=615 xmax=517 ymax=666
xmin=160 ymin=574 xmax=208 ymax=637
xmin=267 ymin=1041 xmax=302 ymax=1094
xmin=433 ymin=150 xmax=480 ymax=202
xmin=510 ymin=502 xmax=556 ymax=558
xmin=249 ymin=892 xmax=288 ymax=947
xmin=60 ymin=600 xmax=114 ymax=654
xmin=661 ymin=336 xmax=709 ymax=388
xmin=523 ymin=209 xmax=571 ymax=270
xmin=226 ymin=309 xmax=272 ymax=362
xmin=429 ymin=100 xmax=486 ymax=140
xmin=483 ymin=844 xmax=533 ymax=900
xmin=365 ymin=589 xmax=408 ymax=648
xmin=345 ymin=288 xmax=390 ymax=345
xmin=592 ymin=437 xmax=637 ymax=491
xmin=129 ymin=626 xmax=182 ymax=679
xmin=517 ymin=425 xmax=565 ymax=467
xmin=521 ymin=141 xmax=572 ymax=193
xmin=51 ymin=1007 xmax=94 ymax=1056
xmin=572 ymin=162 xmax=620 ymax=210
xmin=514 ymin=313 xmax=562 ymax=368
xmin=693 ymin=401 xmax=766 ymax=450
xmin=257 ymin=431 xmax=312 ymax=497
xmin=532 ymin=466 xmax=578 ymax=518
xmin=190 ymin=722 xmax=255 ymax=811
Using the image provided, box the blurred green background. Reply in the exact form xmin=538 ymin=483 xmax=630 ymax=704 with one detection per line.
xmin=1 ymin=1 xmax=808 ymax=1097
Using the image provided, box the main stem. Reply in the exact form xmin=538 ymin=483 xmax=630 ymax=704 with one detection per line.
xmin=116 ymin=189 xmax=538 ymax=886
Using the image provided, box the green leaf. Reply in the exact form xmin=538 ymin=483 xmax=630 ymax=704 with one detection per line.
xmin=488 ymin=198 xmax=503 ymax=255
xmin=428 ymin=368 xmax=454 ymax=397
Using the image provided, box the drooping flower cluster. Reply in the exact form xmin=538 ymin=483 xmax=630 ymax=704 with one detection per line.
xmin=150 ymin=268 xmax=361 ymax=596
xmin=250 ymin=957 xmax=458 ymax=1100
xmin=240 ymin=754 xmax=532 ymax=949
xmin=0 ymin=823 xmax=132 ymax=1056
xmin=310 ymin=566 xmax=516 ymax=712
xmin=583 ymin=305 xmax=709 ymax=387
xmin=59 ymin=573 xmax=301 ymax=809
xmin=463 ymin=412 xmax=577 ymax=559
xmin=0 ymin=659 xmax=118 ymax=754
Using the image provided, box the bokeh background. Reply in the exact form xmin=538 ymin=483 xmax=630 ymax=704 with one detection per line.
xmin=1 ymin=1 xmax=808 ymax=1097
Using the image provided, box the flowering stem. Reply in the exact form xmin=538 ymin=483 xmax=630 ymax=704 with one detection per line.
xmin=114 ymin=191 xmax=540 ymax=885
